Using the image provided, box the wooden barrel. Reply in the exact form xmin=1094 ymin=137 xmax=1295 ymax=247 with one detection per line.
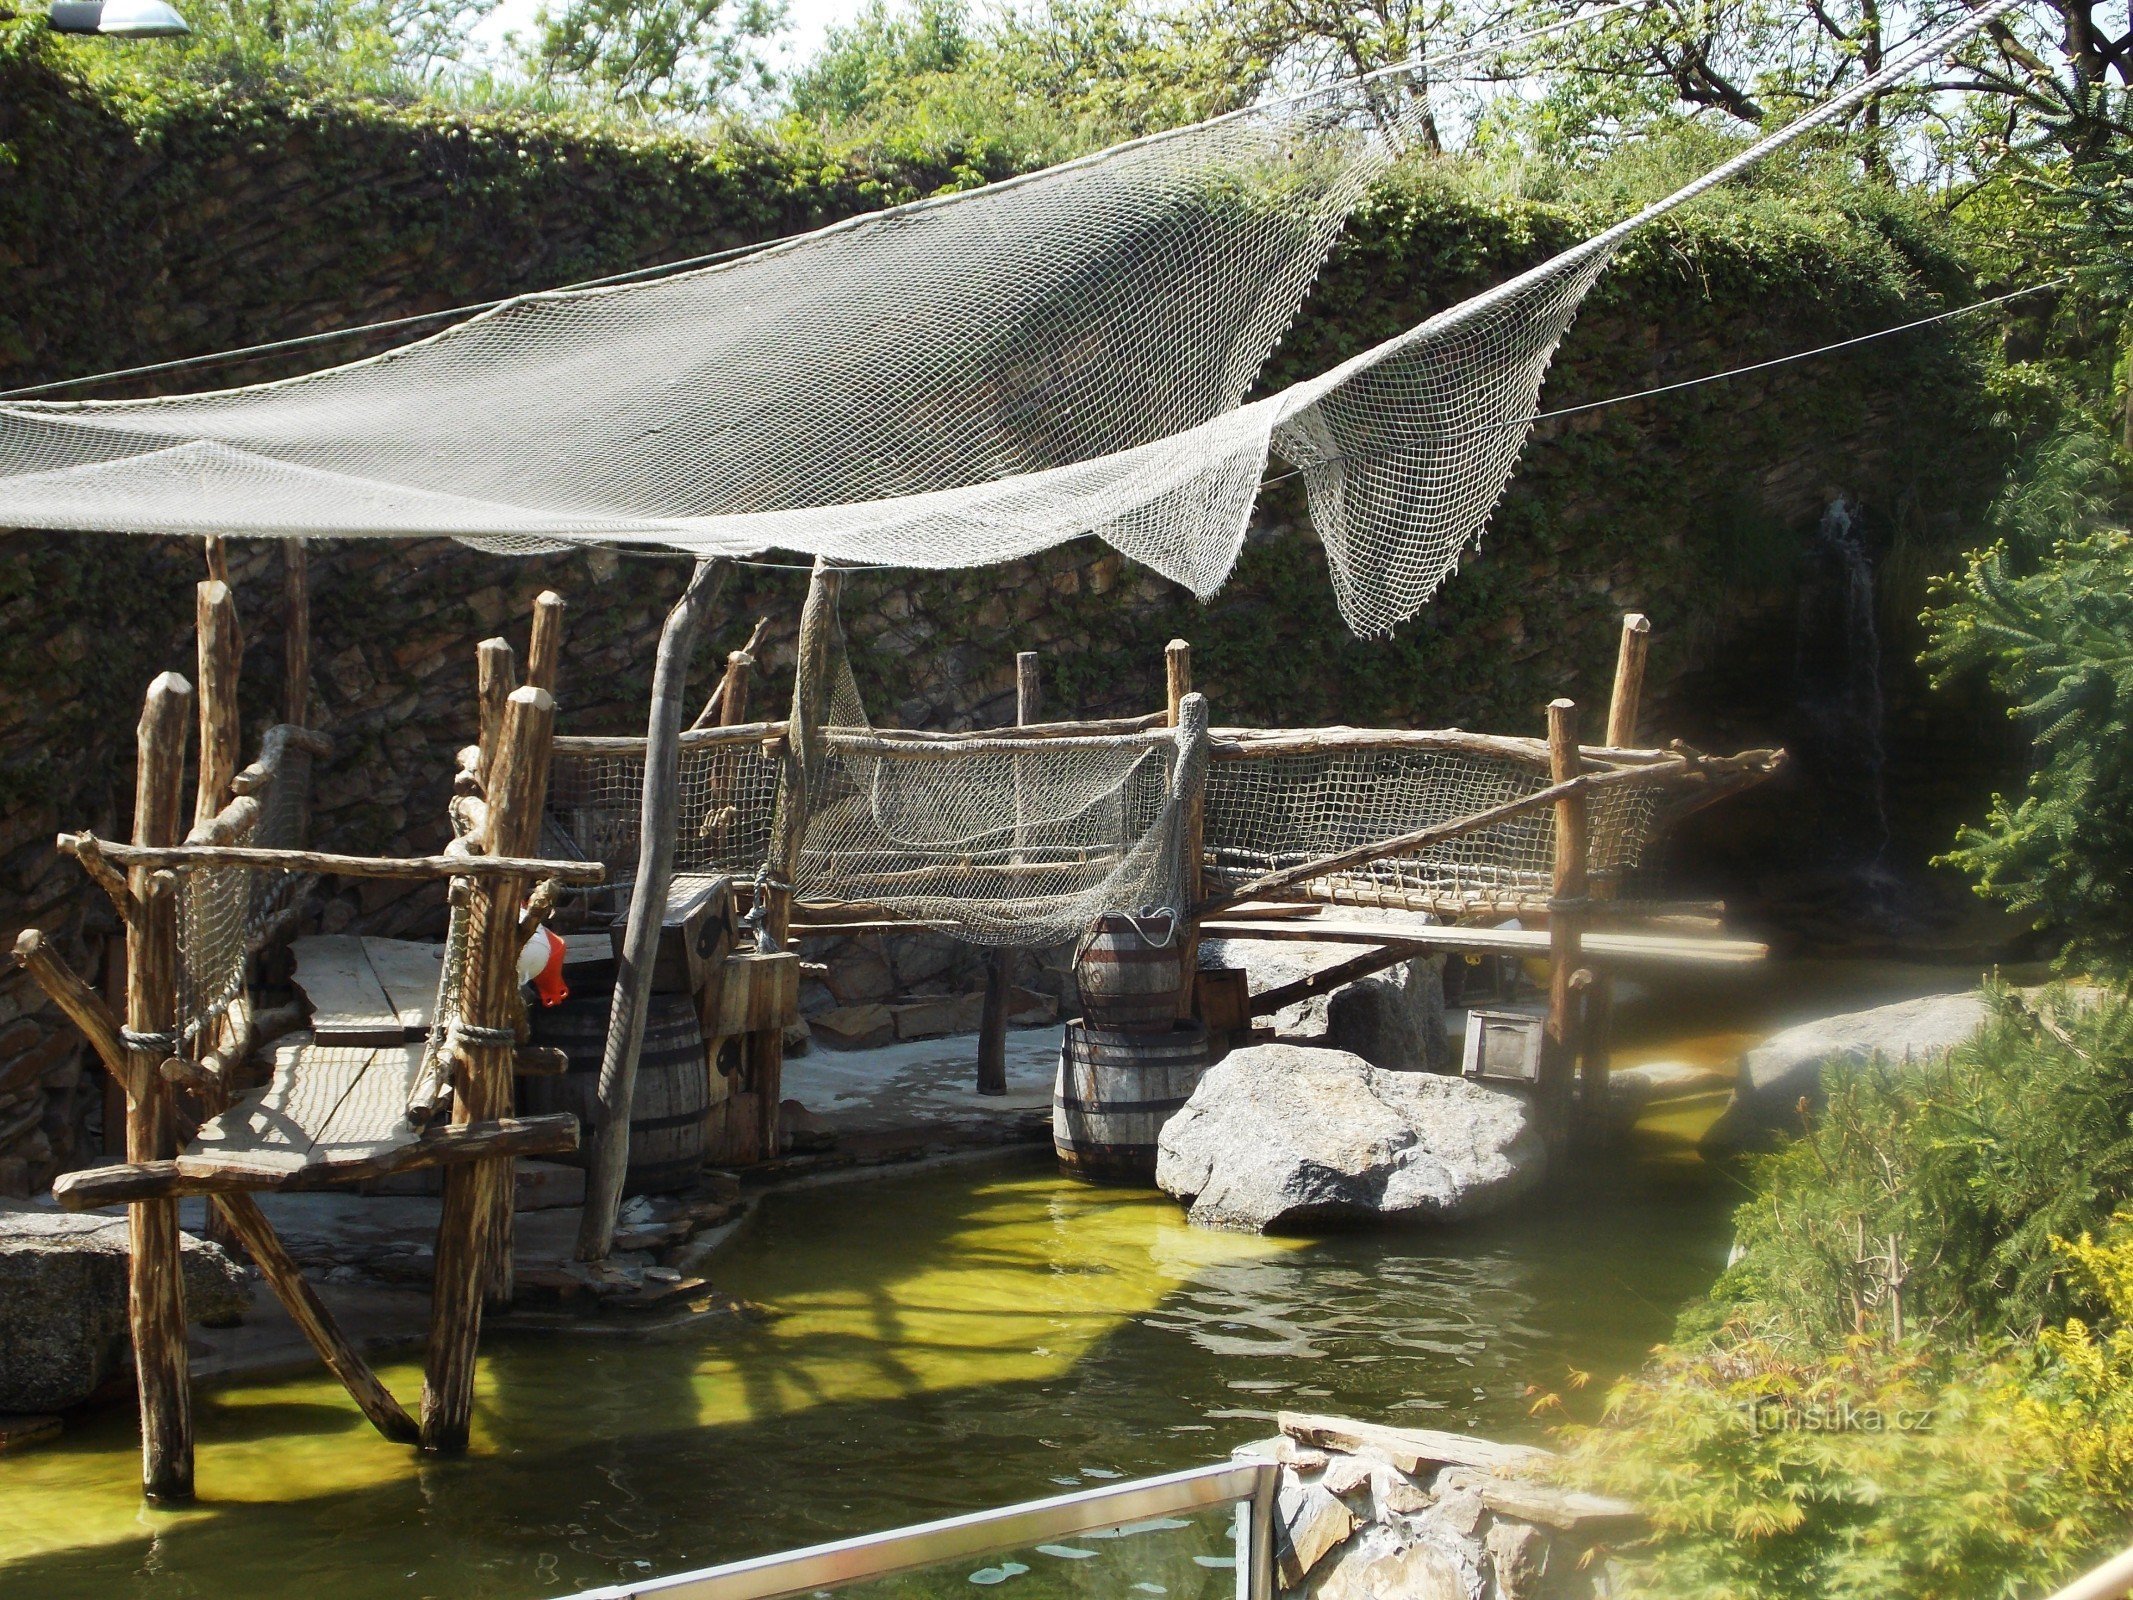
xmin=525 ymin=989 xmax=709 ymax=1194
xmin=1074 ymin=913 xmax=1184 ymax=1032
xmin=1053 ymin=1019 xmax=1209 ymax=1183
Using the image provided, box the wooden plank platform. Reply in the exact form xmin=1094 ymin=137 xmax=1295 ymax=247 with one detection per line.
xmin=178 ymin=1041 xmax=426 ymax=1181
xmin=292 ymin=936 xmax=445 ymax=1046
xmin=1198 ymin=912 xmax=1765 ymax=967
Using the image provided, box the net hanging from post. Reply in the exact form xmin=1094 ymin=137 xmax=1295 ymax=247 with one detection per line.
xmin=0 ymin=0 xmax=2016 ymax=639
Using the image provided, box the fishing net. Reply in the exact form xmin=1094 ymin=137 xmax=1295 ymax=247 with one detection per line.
xmin=1203 ymin=742 xmax=1663 ymax=916
xmin=0 ymin=3 xmax=2011 ymax=638
xmin=171 ymin=728 xmax=317 ymax=1050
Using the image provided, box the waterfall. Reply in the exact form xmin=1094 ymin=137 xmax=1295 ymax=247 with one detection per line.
xmin=1792 ymin=495 xmax=1894 ymax=879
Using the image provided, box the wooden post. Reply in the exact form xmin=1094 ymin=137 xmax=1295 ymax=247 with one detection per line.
xmin=691 ymin=615 xmax=769 ymax=731
xmin=718 ymin=648 xmax=755 ymax=727
xmin=194 ymin=581 xmax=243 ymax=832
xmin=129 ymin=672 xmax=193 ymax=1502
xmin=526 ymin=590 xmax=566 ymax=696
xmin=1165 ymin=641 xmax=1204 ymax=1021
xmin=773 ymin=558 xmax=842 ymax=944
xmin=203 ymin=535 xmax=230 ymax=587
xmin=978 ymin=651 xmax=1041 ymax=1096
xmin=1606 ymin=613 xmax=1651 ymax=747
xmin=421 ymin=685 xmax=554 ymax=1450
xmin=1586 ymin=613 xmax=1650 ymax=1140
xmin=475 ymin=639 xmax=516 ymax=795
xmin=1543 ymin=699 xmax=1587 ymax=1150
xmin=283 ymin=539 xmax=311 ymax=728
xmin=193 ymin=580 xmax=244 ymax=1248
xmin=577 ymin=559 xmax=725 ymax=1263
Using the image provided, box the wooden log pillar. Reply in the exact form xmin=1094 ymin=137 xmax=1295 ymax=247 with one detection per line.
xmin=977 ymin=651 xmax=1041 ymax=1096
xmin=128 ymin=672 xmax=194 ymax=1502
xmin=194 ymin=581 xmax=242 ymax=827
xmin=578 ymin=559 xmax=726 ymax=1263
xmin=733 ymin=558 xmax=838 ymax=1163
xmin=526 ymin=590 xmax=566 ymax=695
xmin=1543 ymin=699 xmax=1588 ymax=1151
xmin=1583 ymin=613 xmax=1651 ymax=1142
xmin=421 ymin=684 xmax=554 ymax=1450
xmin=283 ymin=539 xmax=311 ymax=728
xmin=193 ymin=580 xmax=244 ymax=1247
xmin=475 ymin=638 xmax=516 ymax=795
xmin=1166 ymin=640 xmax=1204 ymax=1021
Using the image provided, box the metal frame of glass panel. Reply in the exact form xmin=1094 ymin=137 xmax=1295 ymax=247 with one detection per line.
xmin=557 ymin=1461 xmax=1280 ymax=1600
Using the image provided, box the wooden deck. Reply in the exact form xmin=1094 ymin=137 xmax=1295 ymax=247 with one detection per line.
xmin=178 ymin=1041 xmax=427 ymax=1181
xmin=291 ymin=935 xmax=445 ymax=1046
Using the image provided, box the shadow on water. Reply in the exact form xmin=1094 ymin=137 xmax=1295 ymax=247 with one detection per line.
xmin=0 ymin=1146 xmax=1734 ymax=1600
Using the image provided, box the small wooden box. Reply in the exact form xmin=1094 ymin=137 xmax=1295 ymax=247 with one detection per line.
xmin=1194 ymin=966 xmax=1252 ymax=1036
xmin=1461 ymin=1009 xmax=1544 ymax=1084
xmin=611 ymin=874 xmax=733 ymax=995
xmin=701 ymin=950 xmax=800 ymax=1044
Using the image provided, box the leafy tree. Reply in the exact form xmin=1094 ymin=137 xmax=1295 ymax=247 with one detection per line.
xmin=522 ymin=0 xmax=783 ymax=115
xmin=1924 ymin=430 xmax=2133 ymax=967
xmin=788 ymin=0 xmax=971 ymax=122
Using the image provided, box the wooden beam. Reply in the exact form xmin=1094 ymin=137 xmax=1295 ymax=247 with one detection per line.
xmin=690 ymin=615 xmax=770 ymax=730
xmin=1167 ymin=642 xmax=1206 ymax=1022
xmin=773 ymin=557 xmax=842 ymax=945
xmin=526 ymin=590 xmax=566 ymax=696
xmin=12 ymin=928 xmax=131 ymax=1084
xmin=203 ymin=534 xmax=230 ymax=587
xmin=421 ymin=684 xmax=555 ymax=1449
xmin=580 ymin=558 xmax=727 ymax=1265
xmin=63 ymin=836 xmax=606 ymax=884
xmin=551 ymin=718 xmax=787 ymax=756
xmin=210 ymin=1193 xmax=419 ymax=1444
xmin=1246 ymin=944 xmax=1420 ymax=1017
xmin=1606 ymin=613 xmax=1652 ymax=749
xmin=52 ymin=1115 xmax=581 ymax=1208
xmin=128 ymin=672 xmax=192 ymax=1504
xmin=194 ymin=580 xmax=243 ymax=830
xmin=1544 ymin=699 xmax=1588 ymax=1145
xmin=283 ymin=539 xmax=311 ymax=729
xmin=978 ymin=651 xmax=1043 ymax=1097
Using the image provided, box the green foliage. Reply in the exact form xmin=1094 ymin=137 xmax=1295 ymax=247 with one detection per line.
xmin=520 ymin=0 xmax=782 ymax=115
xmin=1923 ymin=434 xmax=2133 ymax=966
xmin=786 ymin=0 xmax=970 ymax=124
xmin=1708 ymin=986 xmax=2133 ymax=1348
xmin=1575 ymin=990 xmax=2133 ymax=1600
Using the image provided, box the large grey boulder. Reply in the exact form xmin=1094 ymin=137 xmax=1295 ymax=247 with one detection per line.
xmin=1156 ymin=1043 xmax=1544 ymax=1232
xmin=1201 ymin=938 xmax=1450 ymax=1072
xmin=0 ymin=1209 xmax=252 ymax=1414
xmin=1703 ymin=990 xmax=1990 ymax=1149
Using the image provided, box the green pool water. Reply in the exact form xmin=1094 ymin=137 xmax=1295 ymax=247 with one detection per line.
xmin=0 ymin=1140 xmax=1732 ymax=1600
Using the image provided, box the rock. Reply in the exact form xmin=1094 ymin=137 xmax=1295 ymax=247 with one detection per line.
xmin=0 ymin=1414 xmax=62 ymax=1454
xmin=1201 ymin=939 xmax=1449 ymax=1072
xmin=1606 ymin=1060 xmax=1719 ymax=1121
xmin=1322 ymin=1454 xmax=1375 ymax=1498
xmin=1282 ymin=1412 xmax=1549 ymax=1475
xmin=1311 ymin=1525 xmax=1468 ymax=1600
xmin=1486 ymin=1521 xmax=1549 ymax=1600
xmin=1704 ymin=990 xmax=1989 ymax=1149
xmin=780 ymin=1099 xmax=835 ymax=1153
xmin=1438 ymin=1467 xmax=1645 ymax=1538
xmin=1234 ymin=1435 xmax=1330 ymax=1472
xmin=812 ymin=1004 xmax=895 ymax=1050
xmin=0 ymin=1210 xmax=252 ymax=1413
xmin=782 ymin=1017 xmax=812 ymax=1056
xmin=1279 ymin=1479 xmax=1359 ymax=1585
xmin=1156 ymin=1045 xmax=1545 ymax=1233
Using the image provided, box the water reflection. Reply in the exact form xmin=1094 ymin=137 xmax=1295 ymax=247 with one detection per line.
xmin=0 ymin=1150 xmax=1729 ymax=1600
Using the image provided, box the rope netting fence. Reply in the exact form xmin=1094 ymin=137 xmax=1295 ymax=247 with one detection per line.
xmin=171 ymin=729 xmax=316 ymax=1052
xmin=1202 ymin=741 xmax=1661 ymax=916
xmin=544 ymin=722 xmax=1675 ymax=946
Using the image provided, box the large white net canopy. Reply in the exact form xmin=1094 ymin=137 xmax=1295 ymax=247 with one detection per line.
xmin=0 ymin=4 xmax=2008 ymax=636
